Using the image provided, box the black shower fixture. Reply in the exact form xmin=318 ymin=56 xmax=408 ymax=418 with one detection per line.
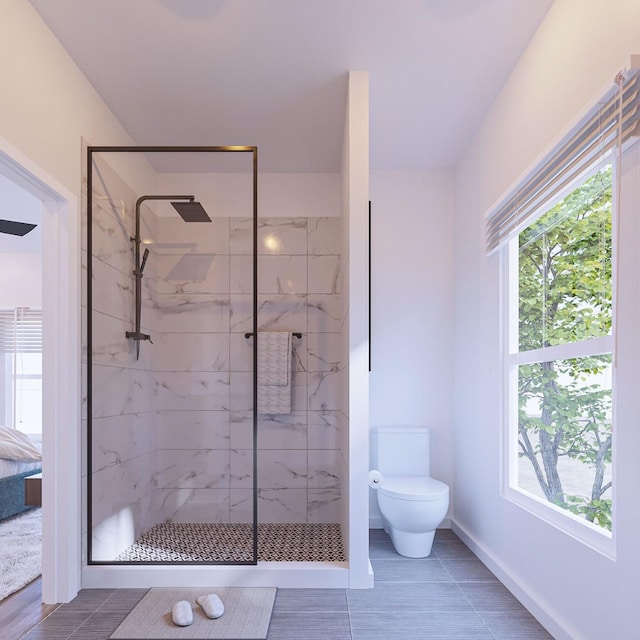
xmin=126 ymin=194 xmax=212 ymax=359
xmin=171 ymin=200 xmax=211 ymax=222
xmin=0 ymin=218 xmax=37 ymax=236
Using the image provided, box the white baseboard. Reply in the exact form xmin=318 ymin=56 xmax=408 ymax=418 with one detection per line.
xmin=452 ymin=521 xmax=575 ymax=640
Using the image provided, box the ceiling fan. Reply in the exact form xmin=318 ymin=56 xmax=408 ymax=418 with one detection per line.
xmin=0 ymin=219 xmax=37 ymax=236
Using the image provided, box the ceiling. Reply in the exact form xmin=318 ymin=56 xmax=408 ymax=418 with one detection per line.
xmin=28 ymin=0 xmax=554 ymax=173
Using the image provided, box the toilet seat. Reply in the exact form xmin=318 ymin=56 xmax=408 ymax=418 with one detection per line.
xmin=380 ymin=476 xmax=449 ymax=502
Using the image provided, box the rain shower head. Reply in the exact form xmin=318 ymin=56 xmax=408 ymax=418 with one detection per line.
xmin=171 ymin=200 xmax=211 ymax=222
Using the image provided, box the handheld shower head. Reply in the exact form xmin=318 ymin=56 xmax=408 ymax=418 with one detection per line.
xmin=139 ymin=247 xmax=150 ymax=275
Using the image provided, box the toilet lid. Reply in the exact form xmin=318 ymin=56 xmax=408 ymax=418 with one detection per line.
xmin=379 ymin=476 xmax=449 ymax=502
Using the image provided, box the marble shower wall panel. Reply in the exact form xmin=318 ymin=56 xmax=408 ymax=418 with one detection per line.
xmin=228 ymin=488 xmax=308 ymax=524
xmin=259 ymin=255 xmax=308 ymax=294
xmin=86 ymin=157 xmax=158 ymax=560
xmin=90 ymin=450 xmax=157 ymax=560
xmin=154 ymin=217 xmax=230 ymax=255
xmin=255 ymin=294 xmax=308 ymax=333
xmin=154 ymin=487 xmax=231 ymax=524
xmin=150 ymin=253 xmax=230 ymax=295
xmin=152 ymin=408 xmax=231 ymax=523
xmin=307 ymin=411 xmax=346 ymax=449
xmin=154 ymin=333 xmax=229 ymax=372
xmin=233 ymin=413 xmax=309 ymax=450
xmin=307 ymin=294 xmax=342 ymax=332
xmin=154 ymin=410 xmax=230 ymax=451
xmin=84 ymin=192 xmax=133 ymax=277
xmin=154 ymin=371 xmax=230 ymax=412
xmin=145 ymin=214 xmax=344 ymax=527
xmin=246 ymin=217 xmax=344 ymax=524
xmin=147 ymin=214 xmax=229 ymax=297
xmin=91 ymin=413 xmax=155 ymax=474
xmin=153 ymin=293 xmax=230 ymax=333
xmin=151 ymin=214 xmax=234 ymax=524
xmin=155 ymin=448 xmax=229 ymax=490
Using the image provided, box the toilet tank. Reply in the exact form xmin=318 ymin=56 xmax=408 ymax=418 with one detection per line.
xmin=372 ymin=426 xmax=431 ymax=476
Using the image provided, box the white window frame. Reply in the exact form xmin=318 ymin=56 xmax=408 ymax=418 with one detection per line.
xmin=500 ymin=164 xmax=616 ymax=559
xmin=0 ymin=307 xmax=43 ymax=432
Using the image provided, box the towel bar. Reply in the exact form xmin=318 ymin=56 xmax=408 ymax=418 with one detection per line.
xmin=245 ymin=332 xmax=302 ymax=339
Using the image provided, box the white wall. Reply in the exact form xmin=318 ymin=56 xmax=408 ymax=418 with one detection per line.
xmin=0 ymin=1 xmax=155 ymax=198
xmin=369 ymin=169 xmax=454 ymax=524
xmin=0 ymin=172 xmax=42 ymax=307
xmin=453 ymin=2 xmax=640 ymax=638
xmin=345 ymin=70 xmax=373 ymax=588
xmin=156 ymin=172 xmax=341 ymax=218
xmin=0 ymin=253 xmax=42 ymax=307
xmin=0 ymin=0 xmax=157 ymax=601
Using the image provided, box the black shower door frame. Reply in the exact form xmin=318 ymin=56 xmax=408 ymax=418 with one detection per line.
xmin=86 ymin=145 xmax=259 ymax=565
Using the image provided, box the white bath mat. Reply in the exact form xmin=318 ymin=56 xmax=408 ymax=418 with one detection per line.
xmin=110 ymin=587 xmax=276 ymax=639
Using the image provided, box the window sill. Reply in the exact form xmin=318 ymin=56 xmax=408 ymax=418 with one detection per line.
xmin=502 ymin=485 xmax=615 ymax=560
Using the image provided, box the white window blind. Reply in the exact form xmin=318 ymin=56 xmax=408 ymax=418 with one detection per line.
xmin=486 ymin=69 xmax=640 ymax=254
xmin=0 ymin=308 xmax=43 ymax=353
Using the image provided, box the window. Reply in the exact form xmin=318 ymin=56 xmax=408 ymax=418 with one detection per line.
xmin=487 ymin=67 xmax=640 ymax=549
xmin=0 ymin=307 xmax=42 ymax=435
xmin=507 ymin=166 xmax=613 ymax=532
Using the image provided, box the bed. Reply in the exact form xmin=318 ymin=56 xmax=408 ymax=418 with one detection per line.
xmin=0 ymin=427 xmax=42 ymax=521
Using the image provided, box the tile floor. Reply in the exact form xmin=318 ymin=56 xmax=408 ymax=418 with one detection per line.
xmin=19 ymin=529 xmax=554 ymax=639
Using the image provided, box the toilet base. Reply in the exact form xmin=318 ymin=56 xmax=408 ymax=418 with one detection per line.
xmin=388 ymin=527 xmax=436 ymax=558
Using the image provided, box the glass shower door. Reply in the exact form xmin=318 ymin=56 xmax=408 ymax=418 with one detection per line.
xmin=86 ymin=146 xmax=258 ymax=565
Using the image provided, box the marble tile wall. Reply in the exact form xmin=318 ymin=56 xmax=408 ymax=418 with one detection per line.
xmin=238 ymin=217 xmax=345 ymax=524
xmin=87 ymin=192 xmax=347 ymax=561
xmin=84 ymin=159 xmax=159 ymax=561
xmin=152 ymin=215 xmax=346 ymax=526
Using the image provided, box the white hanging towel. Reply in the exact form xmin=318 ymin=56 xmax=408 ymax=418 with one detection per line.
xmin=257 ymin=331 xmax=293 ymax=414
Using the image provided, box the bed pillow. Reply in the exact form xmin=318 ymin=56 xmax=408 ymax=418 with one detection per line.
xmin=0 ymin=426 xmax=42 ymax=461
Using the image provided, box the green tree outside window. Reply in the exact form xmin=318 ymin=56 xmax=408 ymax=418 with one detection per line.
xmin=517 ymin=166 xmax=613 ymax=531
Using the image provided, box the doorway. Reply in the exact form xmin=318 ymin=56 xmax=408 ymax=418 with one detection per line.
xmin=0 ymin=138 xmax=80 ymax=604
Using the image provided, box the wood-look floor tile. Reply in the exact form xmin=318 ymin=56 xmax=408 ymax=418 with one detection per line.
xmin=1 ymin=531 xmax=555 ymax=640
xmin=0 ymin=578 xmax=59 ymax=640
xmin=267 ymin=610 xmax=352 ymax=639
xmin=20 ymin=627 xmax=74 ymax=640
xmin=273 ymin=588 xmax=348 ymax=611
xmin=458 ymin=581 xmax=528 ymax=611
xmin=350 ymin=610 xmax=493 ymax=640
xmin=64 ymin=589 xmax=116 ymax=608
xmin=98 ymin=590 xmax=147 ymax=614
xmin=371 ymin=556 xmax=452 ymax=583
xmin=440 ymin=558 xmax=498 ymax=581
xmin=348 ymin=581 xmax=472 ymax=613
xmin=476 ymin=611 xmax=554 ymax=639
xmin=433 ymin=528 xmax=460 ymax=541
xmin=75 ymin=610 xmax=126 ymax=633
xmin=368 ymin=540 xmax=400 ymax=559
xmin=69 ymin=631 xmax=111 ymax=640
xmin=432 ymin=539 xmax=477 ymax=560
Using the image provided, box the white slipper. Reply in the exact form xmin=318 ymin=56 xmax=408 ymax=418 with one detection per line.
xmin=197 ymin=593 xmax=224 ymax=619
xmin=172 ymin=600 xmax=193 ymax=626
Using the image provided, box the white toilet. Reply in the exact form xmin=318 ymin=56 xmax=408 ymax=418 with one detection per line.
xmin=370 ymin=426 xmax=449 ymax=558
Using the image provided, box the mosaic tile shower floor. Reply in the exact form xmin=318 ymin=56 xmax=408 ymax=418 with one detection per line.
xmin=115 ymin=522 xmax=345 ymax=562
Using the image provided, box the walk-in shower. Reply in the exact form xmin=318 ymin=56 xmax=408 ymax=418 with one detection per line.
xmin=84 ymin=145 xmax=348 ymax=588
